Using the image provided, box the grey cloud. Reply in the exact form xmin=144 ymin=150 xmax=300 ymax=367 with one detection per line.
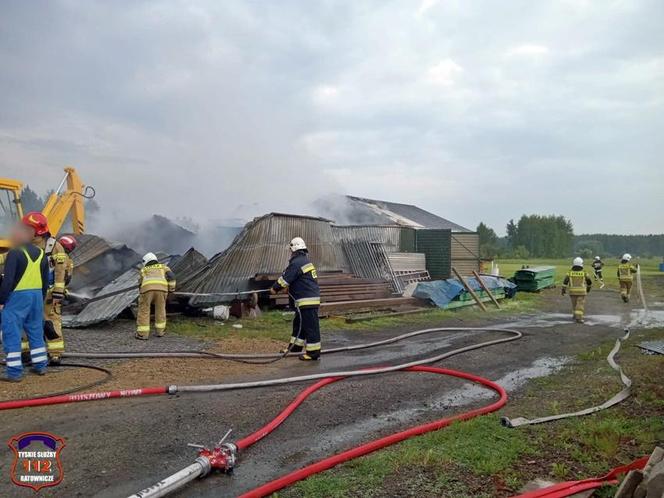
xmin=0 ymin=0 xmax=662 ymax=237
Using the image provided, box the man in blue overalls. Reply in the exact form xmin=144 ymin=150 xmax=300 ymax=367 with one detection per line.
xmin=271 ymin=237 xmax=322 ymax=361
xmin=0 ymin=217 xmax=50 ymax=382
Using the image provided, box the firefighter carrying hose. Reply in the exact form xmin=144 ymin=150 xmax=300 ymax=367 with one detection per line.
xmin=617 ymin=253 xmax=638 ymax=303
xmin=0 ymin=217 xmax=50 ymax=381
xmin=561 ymin=257 xmax=592 ymax=323
xmin=136 ymin=252 xmax=176 ymax=340
xmin=20 ymin=212 xmax=73 ymax=363
xmin=271 ymin=237 xmax=321 ymax=361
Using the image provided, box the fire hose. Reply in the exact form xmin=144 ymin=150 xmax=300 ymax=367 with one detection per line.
xmin=1 ymin=327 xmax=520 ymax=497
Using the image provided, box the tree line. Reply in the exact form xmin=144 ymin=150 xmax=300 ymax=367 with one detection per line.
xmin=477 ymin=215 xmax=663 ymax=259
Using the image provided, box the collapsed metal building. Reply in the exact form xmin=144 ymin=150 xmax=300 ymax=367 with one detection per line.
xmin=184 ymin=203 xmax=480 ymax=307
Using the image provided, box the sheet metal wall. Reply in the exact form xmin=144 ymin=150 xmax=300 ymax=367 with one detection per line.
xmin=188 ymin=213 xmax=346 ymax=306
xmin=451 ymin=232 xmax=480 ymax=275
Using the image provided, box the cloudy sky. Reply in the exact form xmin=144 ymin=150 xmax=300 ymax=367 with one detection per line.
xmin=1 ymin=0 xmax=662 ymax=234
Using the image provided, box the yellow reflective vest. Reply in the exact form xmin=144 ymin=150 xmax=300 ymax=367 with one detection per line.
xmin=15 ymin=247 xmax=45 ymax=291
xmin=617 ymin=263 xmax=635 ymax=282
xmin=139 ymin=263 xmax=176 ymax=293
xmin=566 ymin=270 xmax=589 ymax=296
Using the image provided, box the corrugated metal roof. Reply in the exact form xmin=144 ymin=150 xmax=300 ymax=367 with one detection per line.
xmin=188 ymin=213 xmax=346 ymax=306
xmin=67 ymin=234 xmax=140 ymax=294
xmin=331 ymin=225 xmax=404 ymax=255
xmin=346 ymin=196 xmax=471 ymax=232
xmin=64 ymin=265 xmax=140 ymax=328
xmin=70 ymin=234 xmax=131 ymax=267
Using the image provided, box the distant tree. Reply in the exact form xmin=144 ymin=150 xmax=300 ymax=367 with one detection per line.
xmin=512 ymin=245 xmax=530 ymax=259
xmin=508 ymin=214 xmax=574 ymax=258
xmin=477 ymin=222 xmax=499 ymax=259
xmin=20 ymin=185 xmax=44 ymax=212
xmin=506 ymin=219 xmax=517 ymax=249
xmin=574 ymin=234 xmax=664 ymax=258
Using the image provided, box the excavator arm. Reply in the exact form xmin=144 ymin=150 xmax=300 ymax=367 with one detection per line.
xmin=41 ymin=167 xmax=94 ymax=235
xmin=0 ymin=166 xmax=94 ymax=253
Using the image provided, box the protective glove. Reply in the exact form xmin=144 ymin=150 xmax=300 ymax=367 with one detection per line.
xmin=561 ymin=288 xmax=566 ymax=296
xmin=270 ymin=287 xmax=277 ymax=295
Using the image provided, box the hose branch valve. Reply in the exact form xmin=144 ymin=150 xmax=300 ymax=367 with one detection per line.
xmin=187 ymin=429 xmax=237 ymax=475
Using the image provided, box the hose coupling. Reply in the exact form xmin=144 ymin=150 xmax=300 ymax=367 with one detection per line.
xmin=196 ymin=443 xmax=236 ymax=474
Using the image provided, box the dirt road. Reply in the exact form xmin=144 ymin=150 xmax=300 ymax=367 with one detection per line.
xmin=0 ymin=285 xmax=658 ymax=498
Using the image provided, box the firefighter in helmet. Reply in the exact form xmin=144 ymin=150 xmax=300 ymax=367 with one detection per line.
xmin=20 ymin=212 xmax=73 ymax=363
xmin=271 ymin=237 xmax=321 ymax=361
xmin=136 ymin=252 xmax=176 ymax=340
xmin=617 ymin=253 xmax=638 ymax=303
xmin=561 ymin=257 xmax=592 ymax=323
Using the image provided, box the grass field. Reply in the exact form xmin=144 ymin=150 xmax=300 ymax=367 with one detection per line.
xmin=496 ymin=257 xmax=662 ymax=289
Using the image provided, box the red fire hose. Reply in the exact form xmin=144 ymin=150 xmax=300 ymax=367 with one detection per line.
xmin=0 ymin=386 xmax=168 ymax=410
xmin=510 ymin=455 xmax=648 ymax=498
xmin=234 ymin=366 xmax=507 ymax=498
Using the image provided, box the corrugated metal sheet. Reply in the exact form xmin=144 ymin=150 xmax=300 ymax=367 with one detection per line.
xmin=68 ymin=234 xmax=140 ymax=294
xmin=64 ymin=265 xmax=140 ymax=328
xmin=388 ymin=252 xmax=426 ymax=272
xmin=341 ymin=240 xmax=400 ymax=292
xmin=188 ymin=213 xmax=346 ymax=306
xmin=70 ymin=234 xmax=125 ymax=267
xmin=169 ymin=247 xmax=208 ymax=284
xmin=332 ymin=225 xmax=403 ymax=250
xmin=451 ymin=232 xmax=480 ymax=276
xmin=416 ymin=229 xmax=452 ymax=279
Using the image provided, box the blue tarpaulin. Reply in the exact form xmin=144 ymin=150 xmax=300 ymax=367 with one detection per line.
xmin=413 ymin=276 xmax=516 ymax=308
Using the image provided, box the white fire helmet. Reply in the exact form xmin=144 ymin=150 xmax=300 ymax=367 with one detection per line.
xmin=573 ymin=257 xmax=584 ymax=267
xmin=594 ymin=256 xmax=600 ymax=260
xmin=622 ymin=253 xmax=632 ymax=261
xmin=142 ymin=252 xmax=158 ymax=266
xmin=289 ymin=237 xmax=307 ymax=252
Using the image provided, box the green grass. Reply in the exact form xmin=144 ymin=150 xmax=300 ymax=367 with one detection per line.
xmin=168 ymin=291 xmax=541 ymax=343
xmin=279 ymin=326 xmax=664 ymax=497
xmin=497 ymin=257 xmax=662 ymax=289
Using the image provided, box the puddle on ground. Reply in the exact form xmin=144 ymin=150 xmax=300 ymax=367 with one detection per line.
xmin=332 ymin=356 xmax=569 ymax=444
xmin=500 ymin=313 xmax=623 ymax=329
xmin=629 ymin=309 xmax=664 ymax=329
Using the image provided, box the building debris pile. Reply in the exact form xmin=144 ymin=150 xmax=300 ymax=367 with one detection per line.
xmin=63 ymin=199 xmax=512 ymax=326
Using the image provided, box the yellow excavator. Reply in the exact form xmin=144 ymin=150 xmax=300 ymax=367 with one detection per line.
xmin=0 ymin=167 xmax=95 ymax=254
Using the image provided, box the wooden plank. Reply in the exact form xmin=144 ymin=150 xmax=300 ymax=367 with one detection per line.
xmin=472 ymin=270 xmax=501 ymax=309
xmin=452 ymin=267 xmax=487 ymax=312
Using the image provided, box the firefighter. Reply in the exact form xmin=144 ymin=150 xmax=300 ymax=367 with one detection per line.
xmin=20 ymin=212 xmax=70 ymax=363
xmin=0 ymin=218 xmax=50 ymax=381
xmin=617 ymin=253 xmax=638 ymax=303
xmin=136 ymin=252 xmax=176 ymax=340
xmin=43 ymin=235 xmax=77 ymax=363
xmin=591 ymin=256 xmax=605 ymax=289
xmin=561 ymin=257 xmax=592 ymax=323
xmin=271 ymin=237 xmax=321 ymax=361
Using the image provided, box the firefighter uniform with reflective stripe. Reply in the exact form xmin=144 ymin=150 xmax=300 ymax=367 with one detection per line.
xmin=136 ymin=262 xmax=176 ymax=339
xmin=22 ymin=237 xmax=70 ymax=361
xmin=0 ymin=245 xmax=49 ymax=380
xmin=562 ymin=267 xmax=592 ymax=323
xmin=617 ymin=261 xmax=637 ymax=303
xmin=272 ymin=251 xmax=321 ymax=359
